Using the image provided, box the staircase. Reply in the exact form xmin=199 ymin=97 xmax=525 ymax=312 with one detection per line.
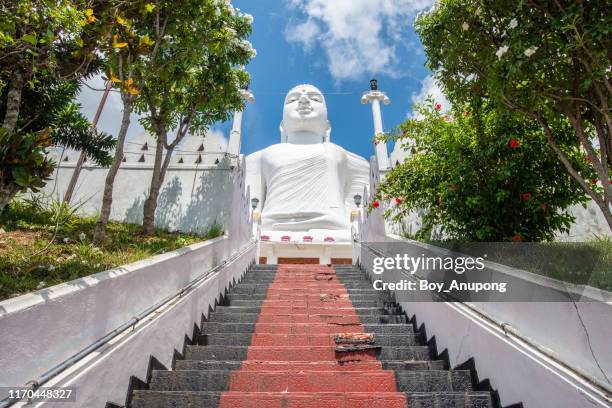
xmin=129 ymin=264 xmax=495 ymax=407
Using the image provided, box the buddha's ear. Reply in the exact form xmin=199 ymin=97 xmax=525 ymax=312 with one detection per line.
xmin=324 ymin=120 xmax=331 ymax=143
xmin=279 ymin=121 xmax=287 ymax=143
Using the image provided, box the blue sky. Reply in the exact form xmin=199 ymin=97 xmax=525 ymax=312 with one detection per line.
xmin=78 ymin=0 xmax=446 ymax=159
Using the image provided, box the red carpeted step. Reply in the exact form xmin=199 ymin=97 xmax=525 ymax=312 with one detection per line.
xmin=219 ymin=264 xmax=407 ymax=408
xmin=220 ymin=392 xmax=408 ymax=408
xmin=228 ymin=371 xmax=397 ymax=392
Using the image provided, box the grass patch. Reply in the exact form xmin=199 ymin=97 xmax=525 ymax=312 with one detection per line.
xmin=0 ymin=198 xmax=223 ymax=301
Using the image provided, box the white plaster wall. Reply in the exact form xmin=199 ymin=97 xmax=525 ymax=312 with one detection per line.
xmin=37 ymin=243 xmax=257 ymax=408
xmin=42 ymin=161 xmax=236 ymax=236
xmin=0 ymin=235 xmax=252 ymax=395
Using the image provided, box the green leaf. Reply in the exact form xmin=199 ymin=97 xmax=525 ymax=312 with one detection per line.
xmin=22 ymin=33 xmax=37 ymax=46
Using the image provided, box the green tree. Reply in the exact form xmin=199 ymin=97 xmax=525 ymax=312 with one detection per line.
xmin=0 ymin=1 xmax=114 ymax=210
xmin=0 ymin=0 xmax=113 ymax=133
xmin=375 ymin=100 xmax=588 ymax=242
xmin=415 ymin=0 xmax=612 ymax=230
xmin=0 ymin=75 xmax=115 ymax=211
xmin=135 ymin=0 xmax=254 ymax=235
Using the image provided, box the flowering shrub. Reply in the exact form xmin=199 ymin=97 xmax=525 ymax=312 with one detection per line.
xmin=324 ymin=236 xmax=335 ymax=242
xmin=375 ymin=100 xmax=587 ymax=241
xmin=415 ymin=1 xmax=612 ymax=231
xmin=302 ymin=236 xmax=313 ymax=242
xmin=280 ymin=235 xmax=291 ymax=242
xmin=260 ymin=235 xmax=270 ymax=241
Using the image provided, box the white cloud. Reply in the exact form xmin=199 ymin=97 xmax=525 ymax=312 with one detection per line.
xmin=285 ymin=0 xmax=434 ymax=80
xmin=410 ymin=74 xmax=450 ymax=117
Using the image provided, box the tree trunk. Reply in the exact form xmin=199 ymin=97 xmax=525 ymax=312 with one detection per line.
xmin=0 ymin=180 xmax=20 ymax=213
xmin=142 ymin=134 xmax=165 ymax=235
xmin=63 ymin=81 xmax=112 ymax=204
xmin=142 ymin=136 xmax=174 ymax=235
xmin=3 ymin=70 xmax=24 ymax=135
xmin=93 ymin=99 xmax=132 ymax=244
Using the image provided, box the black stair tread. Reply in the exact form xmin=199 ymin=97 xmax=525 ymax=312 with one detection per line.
xmin=394 ymin=370 xmax=474 ymax=392
xmin=406 ymin=392 xmax=493 ymax=408
xmin=199 ymin=322 xmax=416 ymax=333
xmin=207 ymin=314 xmax=407 ymax=324
xmin=198 ymin=332 xmax=423 ymax=346
xmin=149 ymin=369 xmax=472 ymax=392
xmin=173 ymin=359 xmax=447 ymax=371
xmin=184 ymin=345 xmax=431 ymax=362
xmin=131 ymin=390 xmax=492 ymax=408
xmin=174 ymin=360 xmax=243 ymax=370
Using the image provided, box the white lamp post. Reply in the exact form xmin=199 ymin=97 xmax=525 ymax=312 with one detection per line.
xmin=361 ymin=79 xmax=391 ymax=171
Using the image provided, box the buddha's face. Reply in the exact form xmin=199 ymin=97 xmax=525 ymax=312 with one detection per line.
xmin=282 ymin=85 xmax=329 ymax=139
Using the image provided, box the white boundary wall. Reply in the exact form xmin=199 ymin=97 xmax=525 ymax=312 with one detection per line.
xmin=42 ymin=162 xmax=237 ymax=236
xmin=42 ymin=241 xmax=256 ymax=407
xmin=0 ymin=236 xmax=255 ymax=402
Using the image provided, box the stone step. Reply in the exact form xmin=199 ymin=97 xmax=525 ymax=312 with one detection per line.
xmin=227 ymin=299 xmax=395 ymax=308
xmin=226 ymin=293 xmax=395 ymax=301
xmin=131 ymin=390 xmax=493 ymax=408
xmin=208 ymin=312 xmax=407 ymax=324
xmin=174 ymin=360 xmax=243 ymax=371
xmin=383 ymin=360 xmax=446 ymax=371
xmin=198 ymin=332 xmax=423 ymax=347
xmin=184 ymin=345 xmax=431 ymax=362
xmin=200 ymin=322 xmax=415 ymax=334
xmin=174 ymin=360 xmax=384 ymax=371
xmin=213 ymin=305 xmax=400 ymax=316
xmin=407 ymin=392 xmax=493 ymax=408
xmin=150 ymin=370 xmax=401 ymax=392
xmin=394 ymin=370 xmax=473 ymax=392
xmin=231 ymin=285 xmax=374 ymax=294
xmin=172 ymin=360 xmax=445 ymax=372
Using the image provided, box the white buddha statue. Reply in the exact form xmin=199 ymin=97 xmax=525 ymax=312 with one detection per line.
xmin=246 ymin=84 xmax=369 ymax=242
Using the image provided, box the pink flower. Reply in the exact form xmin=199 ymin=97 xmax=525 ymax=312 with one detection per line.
xmin=281 ymin=235 xmax=291 ymax=242
xmin=435 ymin=103 xmax=442 ymax=111
xmin=512 ymin=234 xmax=522 ymax=242
xmin=303 ymin=236 xmax=313 ymax=242
xmin=260 ymin=235 xmax=270 ymax=241
xmin=521 ymin=192 xmax=532 ymax=201
xmin=372 ymin=200 xmax=380 ymax=209
xmin=395 ymin=197 xmax=401 ymax=204
xmin=324 ymin=236 xmax=335 ymax=242
xmin=508 ymin=138 xmax=520 ymax=149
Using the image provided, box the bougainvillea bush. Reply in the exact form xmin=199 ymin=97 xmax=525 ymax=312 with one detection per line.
xmin=375 ymin=100 xmax=589 ymax=242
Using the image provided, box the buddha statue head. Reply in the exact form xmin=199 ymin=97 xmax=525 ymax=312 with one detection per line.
xmin=280 ymin=84 xmax=331 ymax=144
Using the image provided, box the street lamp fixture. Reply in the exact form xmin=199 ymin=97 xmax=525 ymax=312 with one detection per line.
xmin=251 ymin=197 xmax=259 ymax=210
xmin=369 ymin=79 xmax=378 ymax=91
xmin=353 ymin=194 xmax=362 ymax=207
